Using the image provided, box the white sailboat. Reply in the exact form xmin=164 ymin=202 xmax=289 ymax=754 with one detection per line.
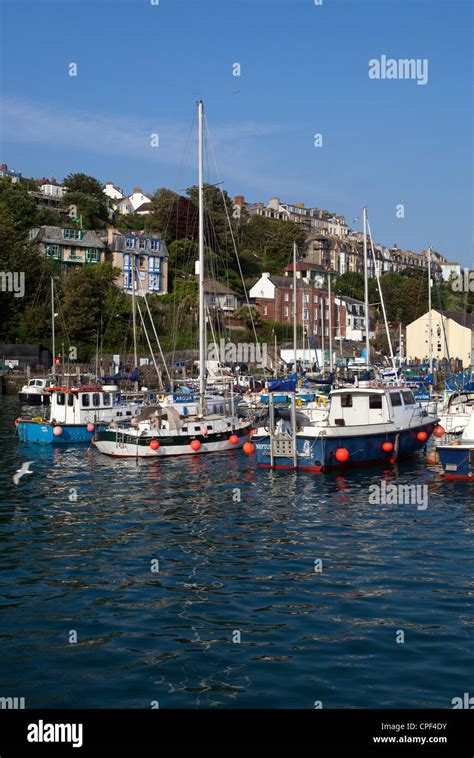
xmin=93 ymin=101 xmax=252 ymax=458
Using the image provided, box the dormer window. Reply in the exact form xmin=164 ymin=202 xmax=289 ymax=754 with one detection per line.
xmin=63 ymin=228 xmax=83 ymax=240
xmin=125 ymin=238 xmax=135 ymax=249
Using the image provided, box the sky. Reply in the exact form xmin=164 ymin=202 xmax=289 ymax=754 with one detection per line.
xmin=0 ymin=0 xmax=472 ymax=264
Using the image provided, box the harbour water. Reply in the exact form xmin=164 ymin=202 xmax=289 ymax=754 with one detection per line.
xmin=1 ymin=397 xmax=472 ymax=709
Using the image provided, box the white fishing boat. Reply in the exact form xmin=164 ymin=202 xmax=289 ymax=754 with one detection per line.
xmin=94 ymin=100 xmax=252 ymax=458
xmin=18 ymin=377 xmax=54 ymax=405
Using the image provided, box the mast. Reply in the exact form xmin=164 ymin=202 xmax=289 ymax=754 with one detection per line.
xmin=51 ymin=276 xmax=55 ymax=377
xmin=131 ymin=251 xmax=138 ymax=391
xmin=320 ymin=299 xmax=325 ymax=372
xmin=363 ymin=206 xmax=370 ymax=366
xmin=198 ymin=100 xmax=206 ymax=412
xmin=293 ymin=241 xmax=297 ymax=375
xmin=328 ymin=271 xmax=333 ymax=373
xmin=428 ymin=246 xmax=433 ymax=379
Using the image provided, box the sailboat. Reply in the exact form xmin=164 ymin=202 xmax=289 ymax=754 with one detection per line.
xmin=252 ymin=207 xmax=440 ymax=471
xmin=93 ymin=101 xmax=252 ymax=458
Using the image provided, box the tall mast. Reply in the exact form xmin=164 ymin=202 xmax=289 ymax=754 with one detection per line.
xmin=363 ymin=206 xmax=370 ymax=366
xmin=131 ymin=252 xmax=138 ymax=391
xmin=51 ymin=276 xmax=55 ymax=377
xmin=198 ymin=100 xmax=206 ymax=411
xmin=328 ymin=271 xmax=333 ymax=373
xmin=293 ymin=241 xmax=297 ymax=374
xmin=428 ymin=246 xmax=433 ymax=378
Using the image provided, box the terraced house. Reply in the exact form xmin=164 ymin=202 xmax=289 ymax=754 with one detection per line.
xmin=29 ymin=226 xmax=105 ymax=273
xmin=102 ymin=229 xmax=169 ymax=296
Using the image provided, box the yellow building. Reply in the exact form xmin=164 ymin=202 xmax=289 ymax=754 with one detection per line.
xmin=406 ymin=310 xmax=473 ymax=368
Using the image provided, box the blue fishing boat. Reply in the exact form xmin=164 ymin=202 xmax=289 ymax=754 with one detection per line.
xmin=253 ymin=385 xmax=439 ymax=472
xmin=16 ymin=385 xmax=143 ymax=444
xmin=437 ymin=414 xmax=474 ymax=480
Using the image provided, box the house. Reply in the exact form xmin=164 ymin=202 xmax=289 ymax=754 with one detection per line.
xmin=29 ymin=226 xmax=105 ymax=273
xmin=203 ymin=279 xmax=239 ymax=312
xmin=335 ymin=295 xmax=374 ymax=343
xmin=249 ymin=271 xmax=334 ymax=339
xmin=107 ymin=186 xmax=152 ymax=216
xmin=39 ymin=178 xmax=66 ymax=197
xmin=103 ymin=181 xmax=125 ymax=201
xmin=103 ymin=229 xmax=169 ymax=296
xmin=0 ymin=163 xmax=21 ymax=183
xmin=406 ymin=310 xmax=473 ymax=368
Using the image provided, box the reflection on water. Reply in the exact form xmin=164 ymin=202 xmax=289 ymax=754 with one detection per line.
xmin=0 ymin=398 xmax=472 ymax=708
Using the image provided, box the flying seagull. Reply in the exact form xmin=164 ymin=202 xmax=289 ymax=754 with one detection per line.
xmin=13 ymin=461 xmax=34 ymax=486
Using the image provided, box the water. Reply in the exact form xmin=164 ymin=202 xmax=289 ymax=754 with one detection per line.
xmin=1 ymin=397 xmax=472 ymax=709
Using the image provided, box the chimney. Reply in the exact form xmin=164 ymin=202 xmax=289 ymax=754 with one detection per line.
xmin=133 ymin=187 xmax=142 ymax=194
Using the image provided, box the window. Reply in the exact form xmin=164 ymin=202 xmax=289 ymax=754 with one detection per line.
xmin=284 ymin=293 xmax=289 ymax=302
xmin=150 ymin=239 xmax=160 ymax=251
xmin=148 ymin=257 xmax=161 ymax=291
xmin=263 ymin=305 xmax=268 ymax=316
xmin=389 ymin=392 xmax=402 ymax=407
xmin=46 ymin=244 xmax=61 ymax=259
xmin=341 ymin=394 xmax=353 ymax=408
xmin=403 ymin=391 xmax=415 ymax=405
xmin=56 ymin=392 xmax=65 ymax=405
xmin=102 ymin=393 xmax=111 ymax=406
xmin=303 ymin=293 xmax=309 ymax=303
xmin=369 ymin=394 xmax=383 ymax=409
xmin=67 ymin=394 xmax=74 ymax=407
xmin=139 ymin=238 xmax=146 ymax=250
xmin=86 ymin=248 xmax=99 ymax=263
xmin=303 ymin=308 xmax=309 ymax=320
xmin=81 ymin=394 xmax=90 ymax=407
xmin=314 ymin=295 xmax=318 ymax=304
xmin=284 ymin=306 xmax=289 ymax=317
xmin=63 ymin=228 xmax=82 ymax=240
xmin=92 ymin=393 xmax=100 ymax=407
xmin=125 ymin=237 xmax=135 ymax=249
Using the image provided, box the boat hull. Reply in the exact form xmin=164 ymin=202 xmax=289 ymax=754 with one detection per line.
xmin=254 ymin=422 xmax=436 ymax=472
xmin=438 ymin=444 xmax=474 ymax=480
xmin=17 ymin=421 xmax=94 ymax=445
xmin=94 ymin=426 xmax=250 ymax=458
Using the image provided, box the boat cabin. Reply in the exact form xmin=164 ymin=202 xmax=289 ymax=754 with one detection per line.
xmin=49 ymin=386 xmax=141 ymax=425
xmin=328 ymin=387 xmax=416 ymax=427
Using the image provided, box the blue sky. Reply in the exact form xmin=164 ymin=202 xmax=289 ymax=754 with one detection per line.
xmin=0 ymin=0 xmax=472 ymax=264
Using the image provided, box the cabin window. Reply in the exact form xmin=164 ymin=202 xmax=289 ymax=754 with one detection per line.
xmin=102 ymin=393 xmax=111 ymax=406
xmin=369 ymin=394 xmax=382 ymax=409
xmin=126 ymin=411 xmax=131 ymax=416
xmin=340 ymin=394 xmax=353 ymax=408
xmin=92 ymin=393 xmax=100 ymax=407
xmin=389 ymin=392 xmax=402 ymax=407
xmin=403 ymin=391 xmax=415 ymax=405
xmin=81 ymin=394 xmax=90 ymax=407
xmin=67 ymin=394 xmax=74 ymax=406
xmin=56 ymin=392 xmax=65 ymax=405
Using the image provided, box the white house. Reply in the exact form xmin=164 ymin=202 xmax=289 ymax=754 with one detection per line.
xmin=103 ymin=181 xmax=125 ymax=201
xmin=107 ymin=186 xmax=152 ymax=215
xmin=406 ymin=310 xmax=473 ymax=368
xmin=39 ymin=181 xmax=66 ymax=197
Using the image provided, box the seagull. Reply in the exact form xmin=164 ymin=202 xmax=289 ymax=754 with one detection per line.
xmin=13 ymin=461 xmax=34 ymax=485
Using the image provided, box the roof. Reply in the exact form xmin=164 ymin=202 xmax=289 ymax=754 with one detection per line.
xmin=443 ymin=311 xmax=474 ymax=328
xmin=31 ymin=226 xmax=105 ymax=248
xmin=203 ymin=278 xmax=238 ymax=296
xmin=264 ymin=275 xmax=328 ymax=292
xmin=285 ymin=262 xmax=333 ymax=273
xmin=135 ymin=202 xmax=152 ymax=213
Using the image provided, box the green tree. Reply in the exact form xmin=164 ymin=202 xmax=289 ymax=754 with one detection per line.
xmin=0 ymin=178 xmax=39 ymax=233
xmin=62 ymin=172 xmax=109 ymax=228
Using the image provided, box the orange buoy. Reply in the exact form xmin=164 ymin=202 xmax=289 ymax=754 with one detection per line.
xmin=335 ymin=447 xmax=349 ymax=463
xmin=150 ymin=439 xmax=160 ymax=450
xmin=243 ymin=441 xmax=255 ymax=454
xmin=190 ymin=439 xmax=201 ymax=451
xmin=417 ymin=431 xmax=428 ymax=442
xmin=433 ymin=425 xmax=445 ymax=438
xmin=86 ymin=422 xmax=95 ymax=433
xmin=53 ymin=426 xmax=63 ymax=436
xmin=229 ymin=434 xmax=239 ymax=445
xmin=201 ymin=426 xmax=208 ymax=437
xmin=382 ymin=441 xmax=393 ymax=453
